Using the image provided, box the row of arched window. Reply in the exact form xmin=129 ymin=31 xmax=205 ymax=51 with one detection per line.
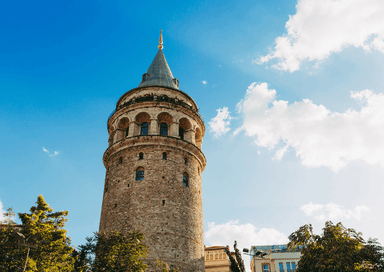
xmin=110 ymin=113 xmax=203 ymax=147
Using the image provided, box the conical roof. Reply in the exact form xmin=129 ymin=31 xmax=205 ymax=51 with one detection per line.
xmin=138 ymin=49 xmax=179 ymax=89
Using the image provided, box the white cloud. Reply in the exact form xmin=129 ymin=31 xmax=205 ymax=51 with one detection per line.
xmin=202 ymin=80 xmax=207 ymax=85
xmin=43 ymin=147 xmax=59 ymax=157
xmin=205 ymin=220 xmax=288 ymax=272
xmin=209 ymin=107 xmax=231 ymax=137
xmin=301 ymin=202 xmax=371 ymax=221
xmin=237 ymin=82 xmax=384 ymax=171
xmin=0 ymin=199 xmax=5 ymax=222
xmin=256 ymin=0 xmax=384 ymax=72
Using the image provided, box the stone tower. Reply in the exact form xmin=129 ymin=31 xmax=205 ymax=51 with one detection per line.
xmin=99 ymin=32 xmax=206 ymax=271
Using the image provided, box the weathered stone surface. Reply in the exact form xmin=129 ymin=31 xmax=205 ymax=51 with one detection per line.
xmin=99 ymin=83 xmax=206 ymax=271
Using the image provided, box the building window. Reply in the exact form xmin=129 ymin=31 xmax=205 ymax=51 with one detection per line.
xmin=183 ymin=173 xmax=188 ymax=187
xmin=125 ymin=127 xmax=129 ymax=137
xmin=179 ymin=127 xmax=185 ymax=140
xmin=291 ymin=263 xmax=296 ymax=271
xmin=160 ymin=123 xmax=168 ymax=136
xmin=141 ymin=122 xmax=148 ymax=135
xmin=139 ymin=152 xmax=143 ymax=160
xmin=286 ymin=262 xmax=291 ymax=272
xmin=163 ymin=152 xmax=167 ymax=160
xmin=136 ymin=168 xmax=144 ymax=181
xmin=262 ymin=264 xmax=270 ymax=272
xmin=184 ymin=158 xmax=188 ymax=165
xmin=119 ymin=157 xmax=123 ymax=164
xmin=279 ymin=263 xmax=284 ymax=272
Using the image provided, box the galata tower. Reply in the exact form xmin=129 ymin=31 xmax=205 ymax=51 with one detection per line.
xmin=99 ymin=31 xmax=206 ymax=271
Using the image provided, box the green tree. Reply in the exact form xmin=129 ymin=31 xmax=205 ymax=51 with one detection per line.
xmin=0 ymin=208 xmax=23 ymax=271
xmin=288 ymin=221 xmax=384 ymax=272
xmin=225 ymin=241 xmax=245 ymax=272
xmin=0 ymin=195 xmax=75 ymax=271
xmin=76 ymin=231 xmax=148 ymax=272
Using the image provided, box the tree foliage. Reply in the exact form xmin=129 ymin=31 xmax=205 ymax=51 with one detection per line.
xmin=75 ymin=231 xmax=148 ymax=272
xmin=225 ymin=241 xmax=245 ymax=272
xmin=0 ymin=195 xmax=75 ymax=271
xmin=0 ymin=207 xmax=23 ymax=271
xmin=288 ymin=221 xmax=384 ymax=272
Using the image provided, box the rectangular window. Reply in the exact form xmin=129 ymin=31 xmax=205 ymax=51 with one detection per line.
xmin=279 ymin=263 xmax=284 ymax=272
xmin=262 ymin=264 xmax=270 ymax=272
xmin=291 ymin=263 xmax=296 ymax=271
xmin=286 ymin=262 xmax=291 ymax=272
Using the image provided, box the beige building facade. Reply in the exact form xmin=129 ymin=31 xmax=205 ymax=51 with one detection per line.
xmin=205 ymin=246 xmax=234 ymax=272
xmin=250 ymin=245 xmax=301 ymax=272
xmin=99 ymin=34 xmax=206 ymax=271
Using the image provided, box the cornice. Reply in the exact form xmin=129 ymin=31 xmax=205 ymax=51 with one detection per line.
xmin=103 ymin=135 xmax=207 ymax=169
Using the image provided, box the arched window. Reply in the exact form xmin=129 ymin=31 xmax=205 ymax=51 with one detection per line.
xmin=163 ymin=152 xmax=167 ymax=160
xmin=184 ymin=158 xmax=188 ymax=165
xmin=183 ymin=173 xmax=189 ymax=187
xmin=141 ymin=122 xmax=148 ymax=135
xmin=119 ymin=157 xmax=123 ymax=164
xmin=179 ymin=127 xmax=185 ymax=140
xmin=139 ymin=152 xmax=143 ymax=160
xmin=136 ymin=168 xmax=144 ymax=181
xmin=160 ymin=123 xmax=168 ymax=136
xmin=125 ymin=127 xmax=129 ymax=137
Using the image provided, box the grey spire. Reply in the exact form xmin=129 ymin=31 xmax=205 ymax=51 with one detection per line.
xmin=138 ymin=49 xmax=179 ymax=89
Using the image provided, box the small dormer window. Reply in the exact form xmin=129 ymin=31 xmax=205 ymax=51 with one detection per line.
xmin=173 ymin=78 xmax=179 ymax=88
xmin=142 ymin=73 xmax=149 ymax=82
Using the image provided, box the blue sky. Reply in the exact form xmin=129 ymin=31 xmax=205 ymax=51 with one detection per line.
xmin=2 ymin=0 xmax=384 ymax=270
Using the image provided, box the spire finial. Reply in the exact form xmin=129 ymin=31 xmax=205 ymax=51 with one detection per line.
xmin=158 ymin=29 xmax=163 ymax=50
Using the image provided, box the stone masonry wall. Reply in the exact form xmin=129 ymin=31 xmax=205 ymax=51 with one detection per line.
xmin=99 ymin=139 xmax=205 ymax=271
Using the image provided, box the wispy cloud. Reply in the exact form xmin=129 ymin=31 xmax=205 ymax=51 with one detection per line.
xmin=301 ymin=202 xmax=371 ymax=221
xmin=202 ymin=80 xmax=207 ymax=85
xmin=209 ymin=107 xmax=231 ymax=137
xmin=43 ymin=147 xmax=59 ymax=157
xmin=205 ymin=220 xmax=288 ymax=271
xmin=236 ymin=82 xmax=384 ymax=171
xmin=256 ymin=0 xmax=384 ymax=72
